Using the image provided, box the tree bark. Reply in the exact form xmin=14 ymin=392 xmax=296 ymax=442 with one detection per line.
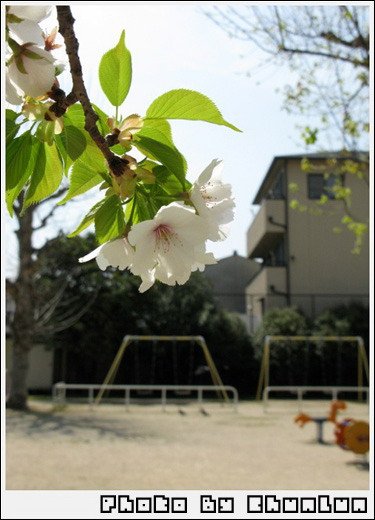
xmin=7 ymin=206 xmax=35 ymax=410
xmin=6 ymin=342 xmax=31 ymax=410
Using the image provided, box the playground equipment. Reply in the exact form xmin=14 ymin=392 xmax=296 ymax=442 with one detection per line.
xmin=295 ymin=400 xmax=369 ymax=456
xmin=94 ymin=335 xmax=230 ymax=406
xmin=334 ymin=419 xmax=369 ymax=455
xmin=294 ymin=400 xmax=347 ymax=444
xmin=257 ymin=335 xmax=369 ymax=402
xmin=52 ymin=382 xmax=239 ymax=410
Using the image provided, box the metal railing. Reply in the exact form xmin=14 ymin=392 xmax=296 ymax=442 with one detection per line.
xmin=52 ymin=383 xmax=239 ymax=411
xmin=263 ymin=385 xmax=369 ymax=413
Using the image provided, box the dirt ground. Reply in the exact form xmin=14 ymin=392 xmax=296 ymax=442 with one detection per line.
xmin=6 ymin=398 xmax=369 ymax=490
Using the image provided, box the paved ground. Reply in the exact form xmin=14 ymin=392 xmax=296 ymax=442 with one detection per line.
xmin=6 ymin=398 xmax=369 ymax=490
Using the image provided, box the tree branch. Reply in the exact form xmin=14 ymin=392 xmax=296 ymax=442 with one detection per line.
xmin=56 ymin=6 xmax=115 ymax=166
xmin=48 ymin=86 xmax=77 ymax=118
xmin=34 ymin=291 xmax=98 ymax=336
xmin=278 ymin=45 xmax=368 ymax=68
xmin=33 ymin=202 xmax=61 ymax=231
xmin=320 ymin=31 xmax=369 ymax=52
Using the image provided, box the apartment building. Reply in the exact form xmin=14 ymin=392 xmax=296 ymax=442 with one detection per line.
xmin=246 ymin=151 xmax=369 ymax=332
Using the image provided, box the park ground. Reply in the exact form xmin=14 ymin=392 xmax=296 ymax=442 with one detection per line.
xmin=6 ymin=398 xmax=369 ymax=490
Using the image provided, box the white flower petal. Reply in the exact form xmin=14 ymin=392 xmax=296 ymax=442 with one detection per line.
xmin=191 ymin=159 xmax=235 ymax=242
xmin=137 ymin=270 xmax=156 ymax=293
xmin=8 ymin=19 xmax=44 ymax=46
xmin=9 ymin=6 xmax=53 ymax=23
xmin=8 ymin=46 xmax=55 ymax=98
xmin=196 ymin=159 xmax=222 ymax=185
xmin=6 ymin=73 xmax=23 ymax=105
xmin=79 ymin=244 xmax=105 ymax=264
xmin=79 ymin=239 xmax=134 ymax=271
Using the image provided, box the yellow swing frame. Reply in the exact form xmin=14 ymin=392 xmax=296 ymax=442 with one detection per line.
xmin=256 ymin=335 xmax=369 ymax=401
xmin=95 ymin=335 xmax=229 ymax=405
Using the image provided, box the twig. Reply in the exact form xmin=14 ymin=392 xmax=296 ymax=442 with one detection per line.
xmin=56 ymin=6 xmax=115 ymax=166
xmin=32 ymin=188 xmax=68 ymax=230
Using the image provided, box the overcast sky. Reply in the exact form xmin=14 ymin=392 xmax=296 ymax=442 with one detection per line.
xmin=6 ymin=2 xmax=344 ymax=277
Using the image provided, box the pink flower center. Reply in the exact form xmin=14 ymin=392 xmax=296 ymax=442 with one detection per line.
xmin=152 ymin=223 xmax=181 ymax=254
xmin=153 ymin=223 xmax=173 ymax=240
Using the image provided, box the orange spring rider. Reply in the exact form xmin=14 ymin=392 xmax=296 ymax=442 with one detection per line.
xmin=295 ymin=400 xmax=369 ymax=454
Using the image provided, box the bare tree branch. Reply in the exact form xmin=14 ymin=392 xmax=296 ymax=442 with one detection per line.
xmin=33 ymin=198 xmax=65 ymax=231
xmin=34 ymin=291 xmax=98 ymax=336
xmin=206 ymin=6 xmax=369 ymax=68
xmin=277 ymin=44 xmax=367 ymax=67
xmin=34 ymin=280 xmax=68 ymax=323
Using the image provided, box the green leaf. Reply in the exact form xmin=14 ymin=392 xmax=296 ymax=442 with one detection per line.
xmin=6 ymin=109 xmax=20 ymax=144
xmin=6 ymin=131 xmax=34 ymax=215
xmin=154 ymin=164 xmax=191 ymax=194
xmin=67 ymin=199 xmax=107 ymax=237
xmin=58 ymin=143 xmax=107 ymax=205
xmin=64 ymin=104 xmax=86 ymax=128
xmin=6 ymin=132 xmax=32 ymax=192
xmin=94 ymin=194 xmax=126 ymax=244
xmin=125 ymin=189 xmax=154 ymax=224
xmin=145 ymin=89 xmax=241 ymax=131
xmin=62 ymin=125 xmax=87 ymax=161
xmin=35 ymin=119 xmax=58 ymax=145
xmin=92 ymin=104 xmax=111 ymax=135
xmin=133 ymin=129 xmax=187 ymax=188
xmin=141 ymin=118 xmax=174 ymax=142
xmin=138 ymin=119 xmax=187 ymax=167
xmin=58 ymin=106 xmax=88 ymax=171
xmin=99 ymin=30 xmax=132 ymax=107
xmin=23 ymin=142 xmax=63 ymax=210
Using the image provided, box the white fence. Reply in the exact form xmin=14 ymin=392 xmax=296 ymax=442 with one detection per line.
xmin=263 ymin=385 xmax=369 ymax=412
xmin=52 ymin=382 xmax=239 ymax=411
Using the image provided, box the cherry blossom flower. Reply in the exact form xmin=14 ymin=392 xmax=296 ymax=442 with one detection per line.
xmin=22 ymin=101 xmax=64 ymax=136
xmin=128 ymin=202 xmax=216 ymax=292
xmin=107 ymin=114 xmax=143 ymax=147
xmin=190 ymin=159 xmax=235 ymax=242
xmin=79 ymin=238 xmax=135 ymax=271
xmin=7 ymin=45 xmax=56 ymax=99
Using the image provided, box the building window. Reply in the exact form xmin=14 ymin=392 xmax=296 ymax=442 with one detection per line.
xmin=263 ymin=239 xmax=286 ymax=267
xmin=267 ymin=171 xmax=285 ymax=200
xmin=308 ymin=173 xmax=342 ymax=200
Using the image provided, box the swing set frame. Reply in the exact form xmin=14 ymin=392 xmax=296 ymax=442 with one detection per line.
xmin=256 ymin=335 xmax=369 ymax=401
xmin=95 ymin=335 xmax=229 ymax=405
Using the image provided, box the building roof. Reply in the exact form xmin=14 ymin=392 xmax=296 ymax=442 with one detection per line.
xmin=252 ymin=150 xmax=369 ymax=204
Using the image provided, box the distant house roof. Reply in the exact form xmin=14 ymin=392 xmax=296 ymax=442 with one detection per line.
xmin=204 ymin=252 xmax=261 ymax=313
xmin=253 ymin=150 xmax=369 ymax=204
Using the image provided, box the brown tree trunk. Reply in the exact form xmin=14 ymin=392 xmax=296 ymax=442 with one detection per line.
xmin=7 ymin=206 xmax=35 ymax=410
xmin=6 ymin=342 xmax=31 ymax=410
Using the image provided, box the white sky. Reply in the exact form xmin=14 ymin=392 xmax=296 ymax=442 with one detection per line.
xmin=6 ymin=1 xmax=366 ymax=277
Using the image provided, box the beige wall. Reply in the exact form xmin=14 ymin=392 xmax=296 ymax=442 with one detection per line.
xmin=246 ymin=267 xmax=287 ymax=332
xmin=246 ymin=266 xmax=287 ymax=295
xmin=246 ymin=200 xmax=285 ymax=257
xmin=286 ymin=159 xmax=369 ymax=295
xmin=6 ymin=341 xmax=54 ymax=391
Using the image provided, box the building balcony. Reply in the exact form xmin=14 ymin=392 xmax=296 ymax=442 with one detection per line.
xmin=246 ymin=265 xmax=287 ymax=297
xmin=247 ymin=199 xmax=286 ymax=258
